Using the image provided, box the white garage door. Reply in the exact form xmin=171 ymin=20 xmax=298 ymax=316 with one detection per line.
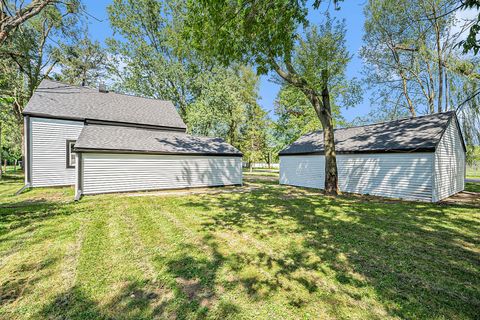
xmin=81 ymin=153 xmax=242 ymax=195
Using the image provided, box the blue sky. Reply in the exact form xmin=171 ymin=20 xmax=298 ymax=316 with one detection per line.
xmin=82 ymin=0 xmax=371 ymax=122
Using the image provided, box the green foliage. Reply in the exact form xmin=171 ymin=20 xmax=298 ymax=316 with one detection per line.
xmin=1 ymin=2 xmax=83 ymax=119
xmin=458 ymin=0 xmax=480 ymax=55
xmin=240 ymin=103 xmax=269 ymax=165
xmin=184 ymin=0 xmax=309 ymax=73
xmin=296 ymin=21 xmax=350 ymax=89
xmin=52 ymin=32 xmax=107 ymax=86
xmin=107 ymin=0 xmax=271 ymax=158
xmin=362 ymin=0 xmax=470 ymax=115
xmin=107 ymin=0 xmax=199 ymax=117
xmin=185 ymin=66 xmax=259 ymax=147
xmin=274 ymin=85 xmax=322 ymax=148
xmin=466 ymin=145 xmax=480 ymax=166
xmin=273 ymin=20 xmax=360 ymax=150
xmin=0 ymin=98 xmax=22 ymax=164
xmin=274 ymin=84 xmax=350 ymax=150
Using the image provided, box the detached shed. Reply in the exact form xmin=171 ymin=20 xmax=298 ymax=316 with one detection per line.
xmin=279 ymin=112 xmax=466 ymax=202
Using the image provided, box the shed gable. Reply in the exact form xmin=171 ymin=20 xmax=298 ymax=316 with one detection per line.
xmin=433 ymin=118 xmax=466 ymax=201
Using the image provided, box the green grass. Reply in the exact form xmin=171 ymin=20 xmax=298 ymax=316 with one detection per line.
xmin=466 ymin=182 xmax=480 ymax=193
xmin=467 ymin=167 xmax=480 ymax=179
xmin=242 ymin=168 xmax=279 ymax=177
xmin=0 ymin=174 xmax=479 ymax=320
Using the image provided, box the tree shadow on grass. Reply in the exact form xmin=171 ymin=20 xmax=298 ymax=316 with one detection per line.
xmin=0 ymin=200 xmax=68 ymax=233
xmin=153 ymin=239 xmax=241 ymax=319
xmin=465 ymin=182 xmax=480 ymax=193
xmin=181 ymin=181 xmax=480 ymax=319
xmin=0 ymin=256 xmax=58 ymax=307
xmin=41 ymin=275 xmax=240 ymax=320
xmin=39 ymin=238 xmax=241 ymax=319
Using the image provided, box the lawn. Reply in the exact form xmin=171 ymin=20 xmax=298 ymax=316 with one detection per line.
xmin=467 ymin=173 xmax=480 ymax=179
xmin=0 ymin=173 xmax=479 ymax=320
xmin=242 ymin=168 xmax=279 ymax=177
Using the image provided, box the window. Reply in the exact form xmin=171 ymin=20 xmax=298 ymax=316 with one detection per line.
xmin=66 ymin=140 xmax=76 ymax=168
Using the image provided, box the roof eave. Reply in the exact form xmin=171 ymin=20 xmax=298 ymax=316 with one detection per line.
xmin=279 ymin=147 xmax=436 ymax=156
xmin=74 ymin=147 xmax=243 ymax=157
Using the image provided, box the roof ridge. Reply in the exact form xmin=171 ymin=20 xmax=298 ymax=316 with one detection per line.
xmin=42 ymin=78 xmax=97 ymax=91
xmin=86 ymin=123 xmax=224 ymax=140
xmin=306 ymin=111 xmax=455 ymax=135
xmin=342 ymin=111 xmax=455 ymax=130
xmin=42 ymin=78 xmax=172 ymax=104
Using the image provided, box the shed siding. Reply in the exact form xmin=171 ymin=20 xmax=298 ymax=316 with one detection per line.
xmin=31 ymin=117 xmax=84 ymax=187
xmin=433 ymin=119 xmax=465 ymax=201
xmin=81 ymin=153 xmax=242 ymax=195
xmin=280 ymin=153 xmax=434 ymax=201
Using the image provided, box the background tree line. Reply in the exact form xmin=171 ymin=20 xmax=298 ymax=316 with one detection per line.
xmin=1 ymin=0 xmax=479 ymax=188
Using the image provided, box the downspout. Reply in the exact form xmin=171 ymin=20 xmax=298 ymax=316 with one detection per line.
xmin=74 ymin=152 xmax=83 ymax=201
xmin=16 ymin=116 xmax=32 ymax=195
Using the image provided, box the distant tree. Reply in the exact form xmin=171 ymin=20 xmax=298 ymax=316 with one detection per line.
xmin=0 ymin=100 xmax=21 ymax=178
xmin=0 ymin=2 xmax=81 ymax=165
xmin=107 ymin=0 xmax=264 ymax=149
xmin=241 ymin=103 xmax=268 ymax=171
xmin=361 ymin=0 xmax=480 ymax=163
xmin=185 ymin=66 xmax=259 ymax=148
xmin=1 ymin=3 xmax=81 ymax=121
xmin=53 ymin=32 xmax=107 ymax=86
xmin=362 ymin=0 xmax=479 ymax=116
xmin=107 ymin=0 xmax=200 ymax=119
xmin=184 ymin=1 xmax=358 ymax=195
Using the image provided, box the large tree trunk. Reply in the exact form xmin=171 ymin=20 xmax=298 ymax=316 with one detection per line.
xmin=271 ymin=60 xmax=339 ymax=195
xmin=319 ymin=87 xmax=338 ymax=195
xmin=309 ymin=89 xmax=339 ymax=195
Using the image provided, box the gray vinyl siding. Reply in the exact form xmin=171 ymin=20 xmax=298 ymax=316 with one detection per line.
xmin=30 ymin=117 xmax=84 ymax=187
xmin=280 ymin=153 xmax=434 ymax=202
xmin=433 ymin=119 xmax=465 ymax=201
xmin=279 ymin=155 xmax=325 ymax=189
xmin=81 ymin=153 xmax=242 ymax=195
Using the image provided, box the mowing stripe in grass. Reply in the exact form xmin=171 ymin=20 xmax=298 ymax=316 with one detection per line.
xmin=0 ymin=203 xmax=85 ymax=319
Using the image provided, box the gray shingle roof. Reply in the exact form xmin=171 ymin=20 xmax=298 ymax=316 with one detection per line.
xmin=279 ymin=111 xmax=459 ymax=155
xmin=23 ymin=79 xmax=186 ymax=130
xmin=74 ymin=124 xmax=242 ymax=156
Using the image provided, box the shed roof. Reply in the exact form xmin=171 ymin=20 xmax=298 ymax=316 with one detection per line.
xmin=279 ymin=111 xmax=461 ymax=155
xmin=74 ymin=124 xmax=242 ymax=156
xmin=23 ymin=79 xmax=186 ymax=130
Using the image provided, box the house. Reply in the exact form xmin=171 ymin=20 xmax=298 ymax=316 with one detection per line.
xmin=21 ymin=79 xmax=242 ymax=199
xmin=279 ymin=111 xmax=465 ymax=202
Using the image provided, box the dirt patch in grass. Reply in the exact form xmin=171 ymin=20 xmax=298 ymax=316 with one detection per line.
xmin=124 ymin=185 xmax=260 ymax=198
xmin=175 ymin=277 xmax=216 ymax=308
xmin=441 ymin=191 xmax=480 ymax=206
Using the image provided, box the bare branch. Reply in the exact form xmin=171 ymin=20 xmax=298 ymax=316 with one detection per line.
xmin=0 ymin=0 xmax=57 ymax=44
